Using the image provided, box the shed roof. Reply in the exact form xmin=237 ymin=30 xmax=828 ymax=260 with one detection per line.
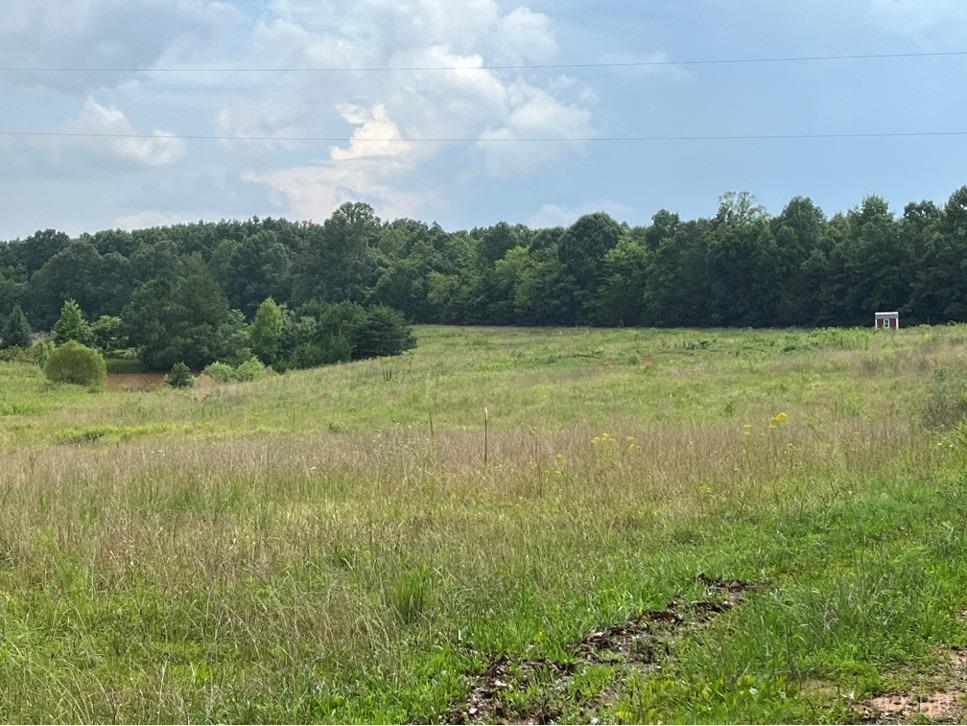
xmin=874 ymin=311 xmax=899 ymax=317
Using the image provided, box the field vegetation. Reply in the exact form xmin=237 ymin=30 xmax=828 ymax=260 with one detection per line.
xmin=3 ymin=186 xmax=967 ymax=375
xmin=0 ymin=324 xmax=964 ymax=723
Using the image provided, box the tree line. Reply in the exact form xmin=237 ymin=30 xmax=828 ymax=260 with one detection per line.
xmin=1 ymin=187 xmax=965 ymax=367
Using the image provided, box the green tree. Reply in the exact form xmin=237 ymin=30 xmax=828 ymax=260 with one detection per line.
xmin=278 ymin=301 xmax=414 ymax=369
xmin=476 ymin=222 xmax=523 ymax=267
xmin=849 ymin=196 xmax=909 ymax=320
xmin=18 ymin=229 xmax=70 ymax=275
xmin=370 ymin=222 xmax=470 ymax=322
xmin=218 ymin=309 xmax=252 ymax=366
xmin=772 ymin=196 xmax=827 ymax=325
xmin=1 ymin=304 xmax=31 ymax=348
xmin=293 ymin=202 xmax=381 ymax=304
xmin=129 ymin=239 xmax=180 ymax=285
xmin=91 ymin=315 xmax=127 ymax=352
xmin=511 ymin=243 xmax=573 ymax=325
xmin=166 ymin=362 xmax=194 ymax=388
xmin=2 ymin=185 xmax=965 ymax=333
xmin=44 ymin=341 xmax=106 ymax=388
xmin=0 ymin=269 xmax=26 ymax=318
xmin=211 ymin=231 xmax=291 ymax=317
xmin=643 ymin=216 xmax=709 ymax=327
xmin=558 ymin=213 xmax=624 ymax=323
xmin=705 ymin=193 xmax=780 ymax=326
xmin=249 ymin=297 xmax=285 ymax=365
xmin=29 ymin=241 xmax=131 ymax=328
xmin=595 ymin=232 xmax=649 ymax=326
xmin=909 ymin=188 xmax=967 ymax=322
xmin=122 ymin=257 xmax=233 ymax=369
xmin=53 ymin=299 xmax=93 ymax=345
xmin=349 ymin=305 xmax=416 ymax=359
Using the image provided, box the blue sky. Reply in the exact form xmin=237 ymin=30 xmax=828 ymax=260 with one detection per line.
xmin=1 ymin=0 xmax=966 ymax=239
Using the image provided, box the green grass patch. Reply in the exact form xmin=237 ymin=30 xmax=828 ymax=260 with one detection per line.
xmin=0 ymin=325 xmax=963 ymax=722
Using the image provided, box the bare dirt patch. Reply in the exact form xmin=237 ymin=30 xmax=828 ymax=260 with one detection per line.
xmin=444 ymin=574 xmax=761 ymax=724
xmin=854 ymin=647 xmax=966 ymax=724
xmin=856 ymin=691 xmax=962 ymax=723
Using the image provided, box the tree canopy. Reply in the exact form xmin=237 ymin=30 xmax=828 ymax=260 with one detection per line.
xmin=0 ymin=190 xmax=964 ymax=367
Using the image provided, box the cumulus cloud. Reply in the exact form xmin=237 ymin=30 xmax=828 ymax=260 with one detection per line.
xmin=0 ymin=0 xmax=242 ymax=92
xmin=72 ymin=98 xmax=186 ymax=166
xmin=243 ymin=104 xmax=437 ymax=221
xmin=244 ymin=163 xmax=438 ymax=222
xmin=235 ymin=1 xmax=606 ymax=219
xmin=478 ymin=82 xmax=593 ymax=176
xmin=329 ymin=104 xmax=412 ymax=160
xmin=1 ymin=0 xmax=684 ymax=230
xmin=493 ymin=7 xmax=559 ymax=64
xmin=0 ymin=97 xmax=185 ymax=177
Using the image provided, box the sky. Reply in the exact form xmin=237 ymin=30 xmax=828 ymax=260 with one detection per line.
xmin=1 ymin=0 xmax=966 ymax=239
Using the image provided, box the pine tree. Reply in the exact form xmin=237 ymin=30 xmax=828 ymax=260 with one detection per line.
xmin=1 ymin=305 xmax=32 ymax=348
xmin=166 ymin=362 xmax=194 ymax=388
xmin=53 ymin=299 xmax=93 ymax=345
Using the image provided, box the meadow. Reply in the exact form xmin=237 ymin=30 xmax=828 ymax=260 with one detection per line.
xmin=0 ymin=325 xmax=965 ymax=723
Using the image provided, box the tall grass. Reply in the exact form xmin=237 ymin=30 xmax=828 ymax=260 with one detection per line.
xmin=0 ymin=325 xmax=963 ymax=722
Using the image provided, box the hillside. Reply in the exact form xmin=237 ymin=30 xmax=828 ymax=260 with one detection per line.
xmin=0 ymin=325 xmax=964 ymax=722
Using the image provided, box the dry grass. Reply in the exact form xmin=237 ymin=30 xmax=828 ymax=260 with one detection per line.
xmin=0 ymin=325 xmax=964 ymax=722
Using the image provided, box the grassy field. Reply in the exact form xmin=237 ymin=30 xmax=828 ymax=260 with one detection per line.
xmin=0 ymin=325 xmax=965 ymax=723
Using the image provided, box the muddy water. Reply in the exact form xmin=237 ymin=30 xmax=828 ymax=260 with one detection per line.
xmin=105 ymin=372 xmax=166 ymax=391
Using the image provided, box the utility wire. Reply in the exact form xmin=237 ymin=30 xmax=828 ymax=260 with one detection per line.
xmin=2 ymin=50 xmax=967 ymax=73
xmin=3 ymin=129 xmax=967 ymax=143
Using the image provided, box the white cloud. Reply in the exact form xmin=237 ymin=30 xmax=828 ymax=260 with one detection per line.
xmin=527 ymin=200 xmax=634 ymax=228
xmin=243 ymin=104 xmax=437 ymax=221
xmin=329 ymin=104 xmax=412 ymax=160
xmin=231 ymin=1 xmax=604 ymax=219
xmin=0 ymin=0 xmax=684 ymax=231
xmin=217 ymin=2 xmax=582 ymax=139
xmin=478 ymin=82 xmax=593 ymax=176
xmin=251 ymin=16 xmax=359 ymax=69
xmin=71 ymin=98 xmax=186 ymax=166
xmin=244 ymin=163 xmax=438 ymax=222
xmin=494 ymin=7 xmax=559 ymax=64
xmin=0 ymin=97 xmax=186 ymax=178
xmin=0 ymin=0 xmax=242 ymax=92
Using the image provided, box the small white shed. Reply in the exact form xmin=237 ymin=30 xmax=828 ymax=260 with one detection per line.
xmin=874 ymin=311 xmax=899 ymax=330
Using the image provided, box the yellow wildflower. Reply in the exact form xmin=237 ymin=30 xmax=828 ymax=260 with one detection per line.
xmin=769 ymin=412 xmax=788 ymax=428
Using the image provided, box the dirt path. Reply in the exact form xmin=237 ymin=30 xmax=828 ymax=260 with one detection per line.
xmin=444 ymin=574 xmax=762 ymax=724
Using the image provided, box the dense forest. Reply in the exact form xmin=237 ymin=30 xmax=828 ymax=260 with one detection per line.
xmin=1 ymin=187 xmax=965 ymax=369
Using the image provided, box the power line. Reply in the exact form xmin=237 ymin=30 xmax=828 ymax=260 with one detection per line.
xmin=3 ymin=129 xmax=967 ymax=143
xmin=2 ymin=50 xmax=967 ymax=73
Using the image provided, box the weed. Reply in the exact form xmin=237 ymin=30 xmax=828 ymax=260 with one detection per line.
xmin=390 ymin=566 xmax=434 ymax=624
xmin=921 ymin=367 xmax=967 ymax=429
